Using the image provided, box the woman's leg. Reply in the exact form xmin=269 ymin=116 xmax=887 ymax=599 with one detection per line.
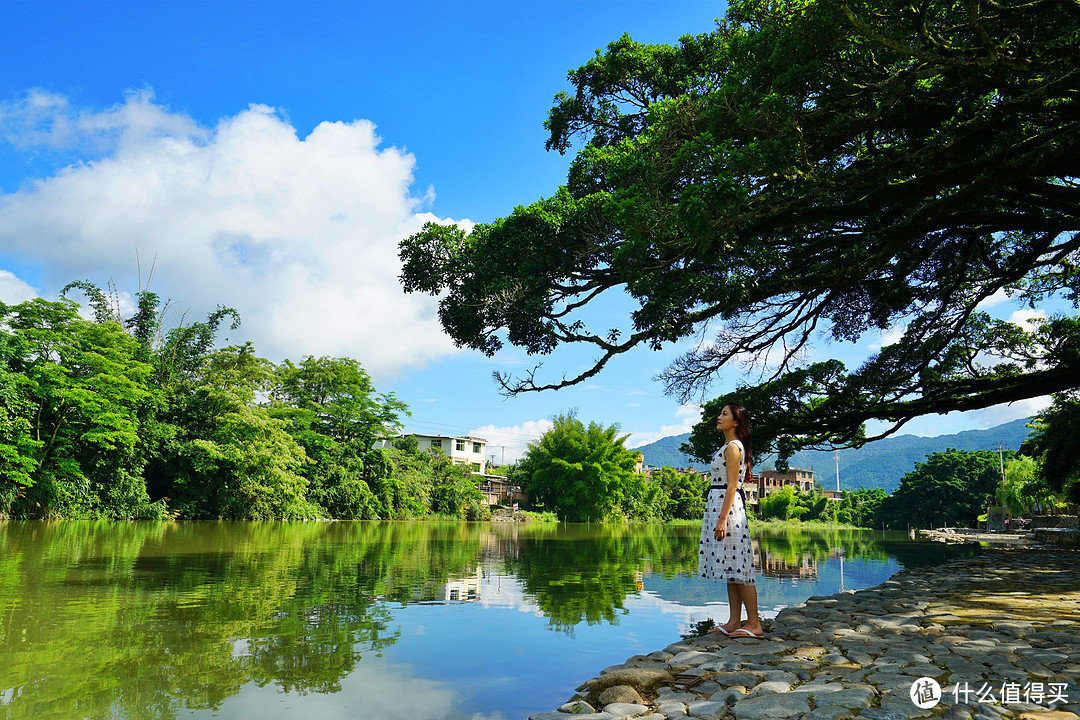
xmin=736 ymin=583 xmax=763 ymax=636
xmin=722 ymin=582 xmax=742 ymax=632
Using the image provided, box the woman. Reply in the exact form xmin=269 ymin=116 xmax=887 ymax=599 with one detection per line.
xmin=699 ymin=403 xmax=762 ymax=638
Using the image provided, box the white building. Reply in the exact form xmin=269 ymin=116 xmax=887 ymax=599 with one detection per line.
xmin=381 ymin=434 xmax=488 ymax=474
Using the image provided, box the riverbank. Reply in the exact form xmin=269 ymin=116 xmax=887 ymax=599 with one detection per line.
xmin=918 ymin=528 xmax=1035 ymax=544
xmin=529 ymin=547 xmax=1080 ymax=720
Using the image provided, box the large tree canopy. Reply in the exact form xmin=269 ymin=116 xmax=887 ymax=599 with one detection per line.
xmin=400 ymin=0 xmax=1080 ymax=460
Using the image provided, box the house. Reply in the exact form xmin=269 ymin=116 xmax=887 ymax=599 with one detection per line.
xmin=477 ymin=476 xmax=528 ymax=506
xmin=758 ymin=468 xmax=815 ymax=497
xmin=378 ymin=433 xmax=528 ymax=506
xmin=381 ymin=433 xmax=489 ymax=473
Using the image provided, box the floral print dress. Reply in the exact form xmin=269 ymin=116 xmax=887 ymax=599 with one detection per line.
xmin=698 ymin=439 xmax=755 ymax=585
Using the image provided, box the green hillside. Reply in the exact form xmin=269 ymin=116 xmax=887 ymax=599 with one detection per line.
xmin=632 ymin=418 xmax=1033 ymax=493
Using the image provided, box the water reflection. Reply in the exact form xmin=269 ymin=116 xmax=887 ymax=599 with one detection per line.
xmin=0 ymin=521 xmax=978 ymax=720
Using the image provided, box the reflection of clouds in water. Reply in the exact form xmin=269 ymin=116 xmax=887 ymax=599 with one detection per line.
xmin=476 ymin=567 xmax=543 ymax=617
xmin=183 ymin=659 xmax=507 ymax=720
xmin=623 ymin=588 xmax=783 ymax=637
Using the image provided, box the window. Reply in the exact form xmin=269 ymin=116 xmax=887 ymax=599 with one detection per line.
xmin=473 ymin=442 xmax=481 ymax=454
xmin=431 ymin=439 xmax=443 ymax=449
xmin=471 ymin=463 xmax=481 ymax=472
xmin=455 ymin=439 xmax=465 ymax=452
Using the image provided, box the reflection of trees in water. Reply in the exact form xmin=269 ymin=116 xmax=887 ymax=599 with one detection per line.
xmin=0 ymin=522 xmax=482 ymax=719
xmin=500 ymin=524 xmax=701 ymax=634
xmin=0 ymin=521 xmax=948 ymax=718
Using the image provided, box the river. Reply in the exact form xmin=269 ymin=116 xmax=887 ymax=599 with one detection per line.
xmin=0 ymin=520 xmax=980 ymax=720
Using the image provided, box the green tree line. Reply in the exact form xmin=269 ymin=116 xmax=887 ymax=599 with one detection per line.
xmin=512 ymin=409 xmax=1074 ymax=530
xmin=0 ymin=287 xmax=485 ymax=521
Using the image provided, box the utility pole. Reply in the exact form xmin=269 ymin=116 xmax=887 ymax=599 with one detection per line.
xmin=989 ymin=442 xmax=1008 ymax=531
xmin=834 ymin=451 xmax=841 ymax=493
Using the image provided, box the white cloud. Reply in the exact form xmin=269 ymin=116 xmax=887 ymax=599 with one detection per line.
xmin=676 ymin=402 xmax=702 ymax=419
xmin=867 ymin=396 xmax=1049 ymax=438
xmin=976 ymin=287 xmax=1012 ymax=311
xmin=0 ymin=270 xmax=37 ymax=303
xmin=1009 ymin=308 xmax=1046 ymax=332
xmin=868 ymin=324 xmax=906 ymax=351
xmin=966 ymin=396 xmax=1050 ymax=429
xmin=469 ymin=419 xmax=553 ymax=465
xmin=0 ymin=90 xmax=462 ymax=379
xmin=626 ymin=403 xmax=702 ymax=448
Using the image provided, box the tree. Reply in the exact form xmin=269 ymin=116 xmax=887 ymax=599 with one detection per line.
xmin=401 ymin=0 xmax=1080 ymax=463
xmin=834 ymin=488 xmax=887 ymax=528
xmin=0 ymin=298 xmax=163 ymax=519
xmin=759 ymin=486 xmax=808 ymax=521
xmin=653 ymin=466 xmax=706 ymax=520
xmin=517 ymin=412 xmax=638 ymax=522
xmin=157 ymin=345 xmax=315 ymax=519
xmin=877 ymin=448 xmax=1004 ymax=528
xmin=1025 ymin=393 xmax=1080 ymax=503
xmin=273 ymin=356 xmax=406 ymax=448
xmin=996 ymin=456 xmax=1038 ymax=517
xmin=270 ymin=356 xmax=408 ymax=518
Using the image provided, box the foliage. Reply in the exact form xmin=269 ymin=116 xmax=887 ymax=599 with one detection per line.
xmin=877 ymin=449 xmax=1006 ymax=528
xmin=400 ymin=0 xmax=1080 ymax=465
xmin=1025 ymin=393 xmax=1080 ymax=503
xmin=759 ymin=486 xmax=808 ymax=522
xmin=425 ymin=450 xmax=489 ymax=520
xmin=834 ymin=488 xmax=887 ymax=528
xmin=0 ymin=287 xmax=490 ymax=521
xmin=517 ymin=412 xmax=639 ymax=522
xmin=0 ymin=298 xmax=165 ymax=519
xmin=997 ymin=456 xmax=1038 ymax=516
xmin=268 ymin=355 xmax=408 ymax=519
xmin=652 ymin=466 xmax=706 ymax=520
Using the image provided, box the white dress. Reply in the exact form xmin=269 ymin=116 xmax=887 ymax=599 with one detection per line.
xmin=698 ymin=439 xmax=755 ymax=585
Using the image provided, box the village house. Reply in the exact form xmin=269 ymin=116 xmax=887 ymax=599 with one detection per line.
xmin=377 ymin=434 xmax=527 ymax=507
xmin=759 ymin=468 xmax=816 ymax=496
xmin=691 ymin=467 xmax=815 ymax=513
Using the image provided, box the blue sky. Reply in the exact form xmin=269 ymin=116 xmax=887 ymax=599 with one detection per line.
xmin=0 ymin=1 xmax=1048 ymax=463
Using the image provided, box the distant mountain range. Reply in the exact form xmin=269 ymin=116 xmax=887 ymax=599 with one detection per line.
xmin=630 ymin=418 xmax=1032 ymax=494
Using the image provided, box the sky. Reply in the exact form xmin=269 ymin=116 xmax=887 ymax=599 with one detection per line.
xmin=0 ymin=1 xmax=1051 ymax=465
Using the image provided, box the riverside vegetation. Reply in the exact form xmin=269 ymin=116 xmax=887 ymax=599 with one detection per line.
xmin=1 ymin=288 xmax=1071 ymax=526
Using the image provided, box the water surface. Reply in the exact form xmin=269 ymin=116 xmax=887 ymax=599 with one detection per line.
xmin=0 ymin=521 xmax=979 ymax=719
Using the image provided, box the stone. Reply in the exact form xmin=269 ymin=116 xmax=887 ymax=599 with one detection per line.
xmin=685 ymin=700 xmax=729 ymax=719
xmin=943 ymin=704 xmax=975 ymax=720
xmin=709 ymin=686 xmax=748 ymax=705
xmin=599 ymin=703 xmax=649 ymax=719
xmin=656 ymin=700 xmax=688 ymax=718
xmin=1017 ymin=713 xmax=1080 ymax=720
xmin=856 ymin=709 xmax=910 ymax=720
xmin=814 ymin=686 xmax=877 ymax=709
xmin=731 ymin=693 xmax=811 ymax=719
xmin=802 ymin=708 xmax=855 ymax=720
xmin=747 ymin=680 xmax=792 ymax=696
xmin=657 ymin=692 xmax=699 ymax=703
xmin=558 ymin=700 xmax=597 ymax=713
xmin=669 ymin=650 xmax=720 ymax=667
xmin=710 ymin=671 xmax=760 ymax=687
xmin=579 ymin=667 xmax=676 ymax=699
xmin=597 ymin=685 xmax=645 ymax=706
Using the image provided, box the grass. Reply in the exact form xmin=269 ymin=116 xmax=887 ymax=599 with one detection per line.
xmin=749 ymin=517 xmax=871 ymax=531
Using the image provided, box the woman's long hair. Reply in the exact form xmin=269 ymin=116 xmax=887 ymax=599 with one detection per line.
xmin=727 ymin=403 xmax=754 ymax=484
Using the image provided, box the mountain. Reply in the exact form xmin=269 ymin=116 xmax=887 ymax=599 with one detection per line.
xmin=631 ymin=418 xmax=1033 ymax=494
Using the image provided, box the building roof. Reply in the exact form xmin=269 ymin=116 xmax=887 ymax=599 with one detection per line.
xmin=406 ymin=433 xmax=488 ymax=443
